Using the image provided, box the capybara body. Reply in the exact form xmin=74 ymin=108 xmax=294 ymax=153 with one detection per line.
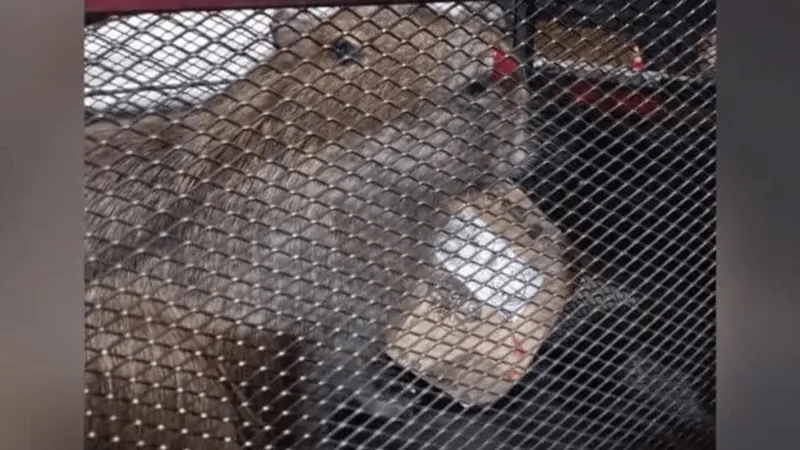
xmin=85 ymin=5 xmax=534 ymax=449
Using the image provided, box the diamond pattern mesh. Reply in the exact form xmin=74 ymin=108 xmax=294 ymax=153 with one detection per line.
xmin=84 ymin=2 xmax=715 ymax=449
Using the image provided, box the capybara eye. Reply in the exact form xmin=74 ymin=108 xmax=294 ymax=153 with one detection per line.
xmin=331 ymin=38 xmax=361 ymax=64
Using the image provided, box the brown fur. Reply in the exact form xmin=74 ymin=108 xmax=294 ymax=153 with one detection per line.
xmin=85 ymin=5 xmax=535 ymax=449
xmin=697 ymin=27 xmax=716 ymax=73
xmin=533 ymin=19 xmax=638 ymax=69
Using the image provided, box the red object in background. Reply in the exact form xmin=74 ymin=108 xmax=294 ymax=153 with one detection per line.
xmin=490 ymin=48 xmax=519 ymax=81
xmin=569 ymin=81 xmax=663 ymax=118
xmin=631 ymin=55 xmax=644 ymax=72
xmin=631 ymin=46 xmax=644 ymax=73
xmin=487 ymin=46 xmax=660 ymax=119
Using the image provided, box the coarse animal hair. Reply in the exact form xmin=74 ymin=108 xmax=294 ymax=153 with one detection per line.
xmin=85 ymin=4 xmax=536 ymax=449
xmin=698 ymin=27 xmax=716 ymax=73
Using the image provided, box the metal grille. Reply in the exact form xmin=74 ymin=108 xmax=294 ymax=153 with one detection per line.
xmin=84 ymin=2 xmax=716 ymax=449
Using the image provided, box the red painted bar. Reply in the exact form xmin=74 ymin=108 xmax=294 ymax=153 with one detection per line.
xmin=85 ymin=0 xmax=431 ymax=14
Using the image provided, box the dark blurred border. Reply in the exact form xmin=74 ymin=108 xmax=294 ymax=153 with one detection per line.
xmin=0 ymin=2 xmax=83 ymax=450
xmin=719 ymin=1 xmax=800 ymax=449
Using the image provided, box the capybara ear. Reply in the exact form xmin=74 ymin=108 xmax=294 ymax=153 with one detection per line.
xmin=270 ymin=8 xmax=320 ymax=50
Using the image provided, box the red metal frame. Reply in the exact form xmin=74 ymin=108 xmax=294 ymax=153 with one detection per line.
xmin=569 ymin=81 xmax=664 ymax=118
xmin=85 ymin=0 xmax=427 ymax=14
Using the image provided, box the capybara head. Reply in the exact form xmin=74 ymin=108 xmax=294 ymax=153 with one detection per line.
xmin=238 ymin=4 xmax=534 ymax=181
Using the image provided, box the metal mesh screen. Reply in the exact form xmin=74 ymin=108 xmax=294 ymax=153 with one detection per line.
xmin=84 ymin=2 xmax=716 ymax=449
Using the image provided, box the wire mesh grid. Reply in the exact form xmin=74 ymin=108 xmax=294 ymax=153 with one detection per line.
xmin=84 ymin=1 xmax=716 ymax=449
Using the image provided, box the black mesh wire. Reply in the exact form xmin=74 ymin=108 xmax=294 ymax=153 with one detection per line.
xmin=84 ymin=2 xmax=716 ymax=449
